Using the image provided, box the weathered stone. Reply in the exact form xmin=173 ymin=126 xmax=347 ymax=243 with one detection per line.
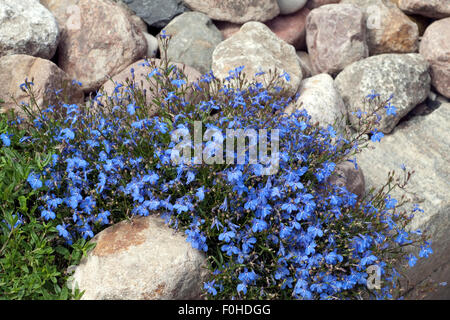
xmin=328 ymin=160 xmax=366 ymax=199
xmin=335 ymin=53 xmax=430 ymax=133
xmin=265 ymin=7 xmax=310 ymax=50
xmin=143 ymin=32 xmax=158 ymax=58
xmin=57 ymin=0 xmax=147 ymax=93
xmin=356 ymin=104 xmax=450 ymax=299
xmin=122 ymin=0 xmax=187 ymax=28
xmin=182 ymin=0 xmax=280 ymax=24
xmin=420 ymin=18 xmax=450 ymax=99
xmin=215 ymin=7 xmax=310 ymax=50
xmin=69 ymin=215 xmax=208 ymax=300
xmin=398 ymin=0 xmax=450 ymax=19
xmin=296 ymin=51 xmax=313 ymax=78
xmin=99 ymin=59 xmax=201 ymax=116
xmin=159 ymin=12 xmax=223 ymax=74
xmin=285 ymin=73 xmax=347 ymax=131
xmin=306 ymin=4 xmax=368 ymax=76
xmin=342 ymin=0 xmax=419 ymax=55
xmin=212 ymin=22 xmax=303 ymax=96
xmin=0 ymin=0 xmax=59 ymax=59
xmin=307 ymin=0 xmax=341 ymax=9
xmin=277 ymin=0 xmax=307 ymax=15
xmin=0 ymin=54 xmax=84 ymax=117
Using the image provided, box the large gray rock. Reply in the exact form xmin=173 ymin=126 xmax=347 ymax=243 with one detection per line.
xmin=356 ymin=104 xmax=450 ymax=299
xmin=306 ymin=4 xmax=368 ymax=76
xmin=335 ymin=53 xmax=430 ymax=133
xmin=277 ymin=0 xmax=307 ymax=15
xmin=342 ymin=0 xmax=419 ymax=55
xmin=398 ymin=0 xmax=450 ymax=19
xmin=328 ymin=160 xmax=366 ymax=200
xmin=122 ymin=0 xmax=187 ymax=28
xmin=420 ymin=18 xmax=450 ymax=99
xmin=0 ymin=54 xmax=84 ymax=118
xmin=285 ymin=73 xmax=347 ymax=131
xmin=70 ymin=215 xmax=208 ymax=300
xmin=212 ymin=22 xmax=302 ymax=97
xmin=160 ymin=12 xmax=223 ymax=75
xmin=57 ymin=0 xmax=147 ymax=93
xmin=183 ymin=0 xmax=280 ymax=24
xmin=0 ymin=0 xmax=59 ymax=59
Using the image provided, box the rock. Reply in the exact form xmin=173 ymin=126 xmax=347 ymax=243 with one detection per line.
xmin=398 ymin=0 xmax=450 ymax=19
xmin=143 ymin=32 xmax=158 ymax=58
xmin=212 ymin=22 xmax=303 ymax=97
xmin=99 ymin=58 xmax=201 ymax=116
xmin=341 ymin=0 xmax=419 ymax=55
xmin=159 ymin=12 xmax=223 ymax=75
xmin=285 ymin=73 xmax=347 ymax=131
xmin=215 ymin=7 xmax=310 ymax=50
xmin=265 ymin=7 xmax=310 ymax=50
xmin=0 ymin=0 xmax=59 ymax=59
xmin=296 ymin=51 xmax=313 ymax=78
xmin=57 ymin=0 xmax=147 ymax=93
xmin=328 ymin=160 xmax=366 ymax=199
xmin=356 ymin=104 xmax=450 ymax=299
xmin=405 ymin=14 xmax=431 ymax=37
xmin=0 ymin=54 xmax=84 ymax=117
xmin=277 ymin=0 xmax=307 ymax=15
xmin=69 ymin=215 xmax=208 ymax=300
xmin=122 ymin=0 xmax=187 ymax=28
xmin=335 ymin=53 xmax=430 ymax=133
xmin=307 ymin=0 xmax=341 ymax=9
xmin=306 ymin=4 xmax=368 ymax=76
xmin=419 ymin=18 xmax=450 ymax=99
xmin=182 ymin=0 xmax=280 ymax=24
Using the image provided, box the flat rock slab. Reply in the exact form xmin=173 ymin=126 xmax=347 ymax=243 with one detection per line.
xmin=356 ymin=104 xmax=450 ymax=299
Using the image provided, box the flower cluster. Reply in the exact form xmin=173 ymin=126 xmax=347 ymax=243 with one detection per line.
xmin=9 ymin=34 xmax=431 ymax=300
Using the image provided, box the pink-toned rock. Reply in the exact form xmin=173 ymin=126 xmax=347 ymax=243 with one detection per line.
xmin=0 ymin=54 xmax=84 ymax=117
xmin=215 ymin=7 xmax=310 ymax=50
xmin=296 ymin=51 xmax=313 ymax=78
xmin=99 ymin=59 xmax=202 ymax=116
xmin=307 ymin=0 xmax=341 ymax=9
xmin=306 ymin=4 xmax=368 ymax=76
xmin=265 ymin=7 xmax=310 ymax=49
xmin=420 ymin=18 xmax=450 ymax=99
xmin=398 ymin=0 xmax=450 ymax=19
xmin=57 ymin=0 xmax=147 ymax=93
xmin=183 ymin=0 xmax=280 ymax=24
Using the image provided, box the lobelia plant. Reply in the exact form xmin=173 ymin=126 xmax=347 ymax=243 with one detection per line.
xmin=2 ymin=31 xmax=432 ymax=300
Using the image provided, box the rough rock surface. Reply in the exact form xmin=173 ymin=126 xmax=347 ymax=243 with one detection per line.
xmin=398 ymin=0 xmax=450 ymax=19
xmin=419 ymin=18 xmax=450 ymax=99
xmin=99 ymin=59 xmax=201 ymax=116
xmin=215 ymin=7 xmax=310 ymax=50
xmin=342 ymin=0 xmax=419 ymax=55
xmin=122 ymin=0 xmax=187 ymax=28
xmin=285 ymin=73 xmax=347 ymax=131
xmin=143 ymin=32 xmax=158 ymax=58
xmin=70 ymin=215 xmax=208 ymax=300
xmin=183 ymin=0 xmax=280 ymax=24
xmin=335 ymin=53 xmax=430 ymax=133
xmin=328 ymin=160 xmax=366 ymax=200
xmin=160 ymin=12 xmax=223 ymax=74
xmin=277 ymin=0 xmax=307 ymax=15
xmin=356 ymin=104 xmax=450 ymax=299
xmin=57 ymin=0 xmax=147 ymax=93
xmin=0 ymin=54 xmax=84 ymax=117
xmin=306 ymin=4 xmax=368 ymax=76
xmin=0 ymin=0 xmax=59 ymax=59
xmin=212 ymin=22 xmax=302 ymax=96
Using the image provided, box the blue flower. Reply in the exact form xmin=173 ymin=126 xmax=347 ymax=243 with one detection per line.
xmin=204 ymin=280 xmax=217 ymax=296
xmin=384 ymin=102 xmax=397 ymax=116
xmin=1 ymin=133 xmax=11 ymax=146
xmin=371 ymin=129 xmax=384 ymax=143
xmin=27 ymin=172 xmax=43 ymax=190
xmin=218 ymin=228 xmax=235 ymax=243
